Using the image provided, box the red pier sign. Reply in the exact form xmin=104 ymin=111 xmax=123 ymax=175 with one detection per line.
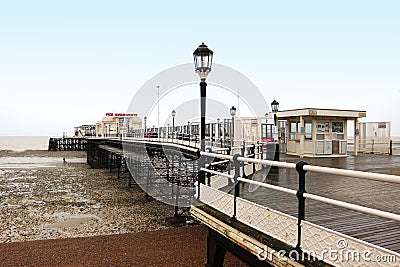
xmin=106 ymin=113 xmax=137 ymax=117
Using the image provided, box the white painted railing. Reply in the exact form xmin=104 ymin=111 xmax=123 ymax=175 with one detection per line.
xmin=197 ymin=150 xmax=400 ymax=266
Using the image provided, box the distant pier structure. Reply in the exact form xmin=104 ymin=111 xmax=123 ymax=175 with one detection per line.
xmin=48 ymin=137 xmax=87 ymax=151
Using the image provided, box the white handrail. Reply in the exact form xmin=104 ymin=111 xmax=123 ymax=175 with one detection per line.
xmin=201 ymin=151 xmax=233 ymax=161
xmin=211 ymin=147 xmax=230 ymax=152
xmin=200 ymin=168 xmax=234 ymax=179
xmin=304 ymin=192 xmax=400 ymax=222
xmin=237 ymin=177 xmax=297 ymax=196
xmin=237 ymin=156 xmax=297 ymax=169
xmin=303 ymin=165 xmax=400 ymax=184
xmin=234 ymin=155 xmax=400 ymax=185
xmin=206 ymin=160 xmax=230 ymax=166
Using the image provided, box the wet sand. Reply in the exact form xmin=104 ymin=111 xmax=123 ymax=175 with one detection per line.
xmin=1 ymin=150 xmax=175 ymax=243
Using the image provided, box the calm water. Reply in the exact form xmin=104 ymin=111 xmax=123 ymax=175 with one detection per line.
xmin=0 ymin=136 xmax=50 ymax=151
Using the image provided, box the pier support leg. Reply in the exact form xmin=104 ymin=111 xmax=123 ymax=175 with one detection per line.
xmin=205 ymin=228 xmax=271 ymax=267
xmin=206 ymin=229 xmax=226 ymax=267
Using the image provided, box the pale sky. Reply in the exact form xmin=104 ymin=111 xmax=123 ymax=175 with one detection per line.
xmin=0 ymin=1 xmax=399 ymax=136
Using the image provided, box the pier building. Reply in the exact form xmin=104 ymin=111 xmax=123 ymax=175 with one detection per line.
xmin=276 ymin=108 xmax=366 ymax=157
xmin=95 ymin=113 xmax=142 ymax=138
xmin=74 ymin=125 xmax=96 ymax=137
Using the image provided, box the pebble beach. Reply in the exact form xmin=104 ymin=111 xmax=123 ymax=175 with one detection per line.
xmin=0 ymin=150 xmax=176 ymax=243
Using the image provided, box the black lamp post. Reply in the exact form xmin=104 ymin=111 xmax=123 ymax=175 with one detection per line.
xmin=171 ymin=110 xmax=176 ymax=138
xmin=116 ymin=122 xmax=119 ymax=138
xmin=187 ymin=121 xmax=190 ymax=135
xmin=271 ymin=100 xmax=279 ymax=126
xmin=193 ymin=42 xmax=213 ymax=186
xmin=230 ymin=106 xmax=236 ymax=148
xmin=217 ymin=118 xmax=220 ymax=141
xmin=144 ymin=116 xmax=147 ymax=137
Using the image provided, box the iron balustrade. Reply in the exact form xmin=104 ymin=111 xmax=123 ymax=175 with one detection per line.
xmin=198 ymin=150 xmax=400 ymax=250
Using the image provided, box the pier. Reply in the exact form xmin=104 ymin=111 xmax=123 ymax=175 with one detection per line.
xmin=79 ymin=136 xmax=399 ymax=266
xmin=48 ymin=137 xmax=87 ymax=151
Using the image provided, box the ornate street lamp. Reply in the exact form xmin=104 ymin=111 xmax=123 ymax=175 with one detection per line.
xmin=271 ymin=100 xmax=279 ymax=113
xmin=171 ymin=110 xmax=176 ymax=137
xmin=271 ymin=100 xmax=279 ymax=127
xmin=271 ymin=100 xmax=279 ymax=143
xmin=230 ymin=106 xmax=236 ymax=148
xmin=193 ymin=42 xmax=213 ymax=187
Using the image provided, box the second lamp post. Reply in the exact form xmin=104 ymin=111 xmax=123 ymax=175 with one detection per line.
xmin=193 ymin=42 xmax=213 ymax=186
xmin=230 ymin=106 xmax=236 ymax=148
xmin=171 ymin=110 xmax=176 ymax=139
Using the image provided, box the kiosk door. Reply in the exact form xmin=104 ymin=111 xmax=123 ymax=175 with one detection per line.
xmin=332 ymin=140 xmax=339 ymax=154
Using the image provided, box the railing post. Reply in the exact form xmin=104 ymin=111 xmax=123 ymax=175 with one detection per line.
xmin=227 ymin=147 xmax=232 ymax=175
xmin=258 ymin=141 xmax=263 ymax=160
xmin=232 ymin=154 xmax=241 ymax=221
xmin=296 ymin=160 xmax=308 ymax=251
xmin=174 ymin=181 xmax=180 ymax=217
xmin=250 ymin=144 xmax=256 ymax=173
xmin=241 ymin=141 xmax=246 ymax=178
xmin=197 ymin=149 xmax=204 ymax=201
xmin=372 ymin=139 xmax=375 ymax=154
xmin=206 ymin=148 xmax=212 ymax=186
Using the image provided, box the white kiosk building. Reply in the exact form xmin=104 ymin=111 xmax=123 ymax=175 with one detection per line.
xmin=276 ymin=108 xmax=366 ymax=158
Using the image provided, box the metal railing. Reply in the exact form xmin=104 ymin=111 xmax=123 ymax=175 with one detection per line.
xmin=348 ymin=138 xmax=393 ymax=155
xmin=390 ymin=140 xmax=400 ymax=155
xmin=198 ymin=150 xmax=400 ymax=251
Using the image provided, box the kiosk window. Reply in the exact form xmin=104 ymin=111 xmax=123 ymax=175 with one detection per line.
xmin=305 ymin=121 xmax=312 ymax=140
xmin=317 ymin=122 xmax=329 ymax=132
xmin=289 ymin=121 xmax=297 ymax=140
xmin=262 ymin=124 xmax=273 ymax=139
xmin=332 ymin=122 xmax=344 ymax=133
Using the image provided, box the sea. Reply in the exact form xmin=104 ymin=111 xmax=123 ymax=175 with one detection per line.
xmin=0 ymin=136 xmax=86 ymax=168
xmin=0 ymin=136 xmax=50 ymax=151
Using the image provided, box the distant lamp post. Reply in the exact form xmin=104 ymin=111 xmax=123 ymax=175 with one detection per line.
xmin=230 ymin=106 xmax=236 ymax=148
xmin=271 ymin=100 xmax=279 ymax=126
xmin=144 ymin=116 xmax=147 ymax=137
xmin=193 ymin=42 xmax=213 ymax=187
xmin=271 ymin=99 xmax=279 ymax=112
xmin=171 ymin=110 xmax=176 ymax=138
xmin=217 ymin=118 xmax=220 ymax=141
